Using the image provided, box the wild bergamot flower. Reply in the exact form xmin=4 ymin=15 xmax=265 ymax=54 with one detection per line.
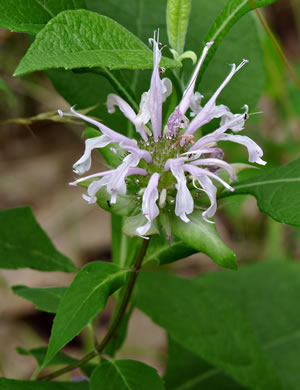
xmin=59 ymin=32 xmax=266 ymax=239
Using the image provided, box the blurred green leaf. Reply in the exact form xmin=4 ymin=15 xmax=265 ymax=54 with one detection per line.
xmin=165 ymin=337 xmax=245 ymax=389
xmin=0 ymin=378 xmax=88 ymax=389
xmin=136 ymin=271 xmax=282 ymax=390
xmin=14 ymin=10 xmax=179 ymax=76
xmin=12 ymin=285 xmax=67 ymax=313
xmin=194 ymin=261 xmax=300 ymax=389
xmin=43 ymin=261 xmax=129 ymax=367
xmin=0 ymin=78 xmax=16 ymax=107
xmin=17 ymin=346 xmax=76 ymax=367
xmin=17 ymin=346 xmax=95 ymax=376
xmin=90 ymin=359 xmax=165 ymax=390
xmin=224 ymin=158 xmax=300 ymax=226
xmin=171 ymin=212 xmax=237 ymax=269
xmin=167 ymin=0 xmax=192 ymax=55
xmin=0 ymin=0 xmax=86 ymax=34
xmin=0 ymin=207 xmax=76 ymax=272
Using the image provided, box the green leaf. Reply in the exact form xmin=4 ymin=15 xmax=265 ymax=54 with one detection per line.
xmin=0 ymin=207 xmax=76 ymax=272
xmin=12 ymin=285 xmax=67 ymax=313
xmin=195 ymin=0 xmax=278 ymax=89
xmin=43 ymin=261 xmax=129 ymax=366
xmin=145 ymin=233 xmax=196 ymax=265
xmin=0 ymin=378 xmax=88 ymax=390
xmin=135 ymin=271 xmax=283 ymax=390
xmin=14 ymin=10 xmax=179 ymax=76
xmin=0 ymin=0 xmax=86 ymax=34
xmin=167 ymin=0 xmax=192 ymax=55
xmin=165 ymin=337 xmax=244 ymax=389
xmin=194 ymin=261 xmax=300 ymax=390
xmin=17 ymin=346 xmax=76 ymax=367
xmin=90 ymin=359 xmax=165 ymax=390
xmin=17 ymin=346 xmax=95 ymax=376
xmin=171 ymin=212 xmax=237 ymax=269
xmin=223 ymin=158 xmax=300 ymax=226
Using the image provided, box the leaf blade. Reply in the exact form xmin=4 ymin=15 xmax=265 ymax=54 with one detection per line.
xmin=167 ymin=0 xmax=192 ymax=55
xmin=0 ymin=378 xmax=88 ymax=390
xmin=194 ymin=261 xmax=300 ymax=390
xmin=0 ymin=0 xmax=86 ymax=34
xmin=90 ymin=359 xmax=165 ymax=390
xmin=0 ymin=207 xmax=76 ymax=272
xmin=12 ymin=285 xmax=67 ymax=313
xmin=14 ymin=10 xmax=179 ymax=76
xmin=136 ymin=271 xmax=283 ymax=390
xmin=224 ymin=159 xmax=300 ymax=226
xmin=171 ymin=212 xmax=237 ymax=269
xmin=43 ymin=261 xmax=129 ymax=366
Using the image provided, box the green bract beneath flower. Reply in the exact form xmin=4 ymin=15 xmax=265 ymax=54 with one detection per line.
xmin=60 ymin=31 xmax=266 ymax=240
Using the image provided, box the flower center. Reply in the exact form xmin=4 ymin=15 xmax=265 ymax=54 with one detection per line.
xmin=137 ymin=135 xmax=190 ymax=177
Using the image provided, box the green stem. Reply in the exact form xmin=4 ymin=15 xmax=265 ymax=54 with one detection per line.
xmin=39 ymin=238 xmax=150 ymax=381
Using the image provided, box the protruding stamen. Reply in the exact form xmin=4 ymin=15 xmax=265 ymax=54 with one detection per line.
xmin=159 ymin=188 xmax=167 ymax=208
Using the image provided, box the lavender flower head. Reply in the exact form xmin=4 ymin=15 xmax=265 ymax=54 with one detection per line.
xmin=60 ymin=31 xmax=266 ymax=239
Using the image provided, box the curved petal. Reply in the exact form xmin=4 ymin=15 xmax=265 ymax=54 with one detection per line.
xmin=189 ymin=112 xmax=252 ymax=152
xmin=73 ymin=135 xmax=111 ymax=175
xmin=178 ymin=41 xmax=214 ymax=115
xmin=107 ymin=94 xmax=148 ymax=141
xmin=166 ymin=159 xmax=194 ymax=222
xmin=148 ymin=31 xmax=164 ymax=141
xmin=216 ymin=133 xmax=267 ymax=165
xmin=184 ymin=164 xmax=234 ymax=192
xmin=190 ymin=158 xmax=236 ymax=181
xmin=84 ymin=175 xmax=111 ymax=204
xmin=185 ymin=59 xmax=248 ymax=137
xmin=197 ymin=176 xmax=217 ymax=223
xmin=136 ymin=172 xmax=160 ymax=237
xmin=106 ymin=153 xmax=141 ymax=203
xmin=220 ymin=105 xmax=248 ymax=132
xmin=68 ymin=107 xmax=138 ymax=148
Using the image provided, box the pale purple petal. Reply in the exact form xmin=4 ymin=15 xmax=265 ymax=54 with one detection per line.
xmin=178 ymin=41 xmax=214 ymax=115
xmin=216 ymin=133 xmax=267 ymax=165
xmin=107 ymin=94 xmax=148 ymax=141
xmin=73 ymin=135 xmax=111 ymax=175
xmin=70 ymin=169 xmax=113 ymax=186
xmin=190 ymin=158 xmax=236 ymax=181
xmin=167 ymin=107 xmax=189 ymax=137
xmin=135 ymin=92 xmax=150 ymax=128
xmin=136 ymin=172 xmax=160 ymax=237
xmin=189 ymin=91 xmax=203 ymax=117
xmin=184 ymin=59 xmax=248 ymax=137
xmin=197 ymin=176 xmax=217 ymax=223
xmin=84 ymin=175 xmax=111 ymax=204
xmin=184 ymin=164 xmax=234 ymax=192
xmin=165 ymin=159 xmax=194 ymax=222
xmin=219 ymin=105 xmax=248 ymax=132
xmin=106 ymin=154 xmax=141 ymax=203
xmin=189 ymin=112 xmax=251 ymax=152
xmin=127 ymin=168 xmax=148 ymax=176
xmin=68 ymin=107 xmax=138 ymax=148
xmin=148 ymin=32 xmax=164 ymax=141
